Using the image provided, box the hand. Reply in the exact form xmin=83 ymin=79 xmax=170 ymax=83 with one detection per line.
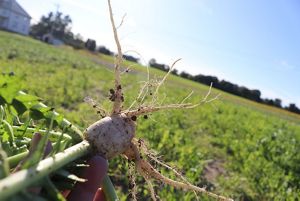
xmin=18 ymin=133 xmax=108 ymax=201
xmin=66 ymin=156 xmax=108 ymax=201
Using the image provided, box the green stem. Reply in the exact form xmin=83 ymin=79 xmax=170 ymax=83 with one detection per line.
xmin=12 ymin=126 xmax=72 ymax=141
xmin=0 ymin=141 xmax=90 ymax=200
xmin=0 ymin=144 xmax=9 ymax=179
xmin=7 ymin=140 xmax=68 ymax=168
xmin=102 ymin=175 xmax=119 ymax=201
xmin=7 ymin=150 xmax=28 ymax=168
xmin=2 ymin=120 xmax=15 ymax=147
xmin=18 ymin=91 xmax=84 ymax=142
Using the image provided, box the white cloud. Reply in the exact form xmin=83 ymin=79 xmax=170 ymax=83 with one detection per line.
xmin=279 ymin=60 xmax=296 ymax=70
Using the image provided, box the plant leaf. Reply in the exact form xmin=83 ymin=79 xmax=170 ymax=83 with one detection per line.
xmin=0 ymin=74 xmax=21 ymax=104
xmin=11 ymin=99 xmax=27 ymax=115
xmin=2 ymin=120 xmax=15 ymax=146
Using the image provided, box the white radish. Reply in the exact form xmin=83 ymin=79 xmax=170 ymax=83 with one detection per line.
xmin=85 ymin=114 xmax=135 ymax=159
xmin=84 ymin=0 xmax=233 ymax=200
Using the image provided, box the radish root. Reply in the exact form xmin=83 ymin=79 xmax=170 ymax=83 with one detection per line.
xmin=128 ymin=161 xmax=138 ymax=201
xmin=124 ymin=141 xmax=233 ymax=201
xmin=108 ymin=0 xmax=124 ymax=114
xmin=85 ymin=0 xmax=233 ymax=200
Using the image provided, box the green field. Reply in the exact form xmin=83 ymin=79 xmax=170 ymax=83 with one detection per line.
xmin=1 ymin=30 xmax=300 ymax=200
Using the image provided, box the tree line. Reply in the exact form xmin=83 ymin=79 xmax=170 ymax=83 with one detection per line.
xmin=29 ymin=10 xmax=300 ymax=115
xmin=29 ymin=10 xmax=139 ymax=63
xmin=30 ymin=11 xmax=85 ymax=49
xmin=148 ymin=59 xmax=300 ymax=114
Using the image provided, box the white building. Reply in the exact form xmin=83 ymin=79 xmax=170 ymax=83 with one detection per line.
xmin=0 ymin=0 xmax=31 ymax=35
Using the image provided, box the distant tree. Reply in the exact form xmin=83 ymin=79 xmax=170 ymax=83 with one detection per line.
xmin=286 ymin=103 xmax=300 ymax=114
xmin=251 ymin=90 xmax=262 ymax=102
xmin=219 ymin=80 xmax=238 ymax=95
xmin=98 ymin=46 xmax=114 ymax=56
xmin=177 ymin=67 xmax=299 ymax=114
xmin=263 ymin=98 xmax=275 ymax=106
xmin=123 ymin=54 xmax=139 ymax=63
xmin=30 ymin=10 xmax=86 ymax=49
xmin=64 ymin=33 xmax=85 ymax=49
xmin=149 ymin=58 xmax=169 ymax=72
xmin=85 ymin=39 xmax=96 ymax=51
xmin=171 ymin=69 xmax=178 ymax=76
xmin=274 ymin=98 xmax=282 ymax=108
xmin=193 ymin=74 xmax=219 ymax=86
xmin=30 ymin=11 xmax=72 ymax=39
xmin=179 ymin=71 xmax=193 ymax=79
xmin=237 ymin=87 xmax=261 ymax=101
xmin=148 ymin=58 xmax=157 ymax=67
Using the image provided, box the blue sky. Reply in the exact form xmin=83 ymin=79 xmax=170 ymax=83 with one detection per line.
xmin=19 ymin=0 xmax=300 ymax=106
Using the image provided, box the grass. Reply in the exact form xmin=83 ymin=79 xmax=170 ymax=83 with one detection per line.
xmin=1 ymin=30 xmax=300 ymax=200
